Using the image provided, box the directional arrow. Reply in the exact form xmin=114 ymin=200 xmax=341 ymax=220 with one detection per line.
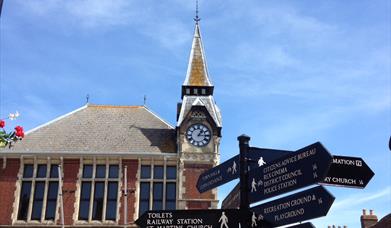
xmin=248 ymin=142 xmax=333 ymax=203
xmin=251 ymin=186 xmax=335 ymax=227
xmin=135 ymin=209 xmax=240 ymax=228
xmin=322 ymin=155 xmax=374 ymax=188
xmin=197 ymin=148 xmax=290 ymax=193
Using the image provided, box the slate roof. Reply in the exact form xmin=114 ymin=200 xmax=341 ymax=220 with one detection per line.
xmin=183 ymin=23 xmax=213 ymax=87
xmin=2 ymin=104 xmax=176 ymax=154
xmin=177 ymin=95 xmax=222 ymax=127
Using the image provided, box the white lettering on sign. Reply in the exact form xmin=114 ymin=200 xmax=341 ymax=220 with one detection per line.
xmin=201 ymin=169 xmax=221 ymax=181
xmin=274 ymin=208 xmax=305 ymax=221
xmin=199 ymin=175 xmax=223 ymax=190
xmin=324 ymin=177 xmax=357 ymax=185
xmin=332 ymin=158 xmax=361 ymax=166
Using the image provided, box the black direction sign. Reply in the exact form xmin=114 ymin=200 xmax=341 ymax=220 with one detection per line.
xmin=196 ymin=156 xmax=239 ymax=193
xmin=197 ymin=148 xmax=290 ymax=193
xmin=248 ymin=142 xmax=333 ymax=203
xmin=221 ymin=148 xmax=290 ymax=208
xmin=251 ymin=186 xmax=334 ymax=227
xmin=285 ymin=222 xmax=315 ymax=228
xmin=135 ymin=209 xmax=240 ymax=228
xmin=221 ymin=183 xmax=241 ymax=209
xmin=322 ymin=155 xmax=374 ymax=188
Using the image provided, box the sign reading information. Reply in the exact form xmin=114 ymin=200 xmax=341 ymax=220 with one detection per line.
xmin=248 ymin=142 xmax=333 ymax=203
xmin=251 ymin=186 xmax=334 ymax=227
xmin=136 ymin=209 xmax=240 ymax=228
xmin=322 ymin=155 xmax=374 ymax=188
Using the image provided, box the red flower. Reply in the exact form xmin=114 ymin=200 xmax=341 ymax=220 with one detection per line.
xmin=15 ymin=126 xmax=24 ymax=138
xmin=0 ymin=120 xmax=4 ymax=128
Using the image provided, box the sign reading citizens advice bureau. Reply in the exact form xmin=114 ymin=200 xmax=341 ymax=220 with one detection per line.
xmin=135 ymin=209 xmax=240 ymax=228
xmin=248 ymin=142 xmax=333 ymax=203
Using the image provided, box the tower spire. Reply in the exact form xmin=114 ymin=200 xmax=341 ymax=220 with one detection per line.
xmin=194 ymin=0 xmax=200 ymax=23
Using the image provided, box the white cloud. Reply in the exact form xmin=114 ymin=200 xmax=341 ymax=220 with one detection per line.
xmin=332 ymin=186 xmax=391 ymax=210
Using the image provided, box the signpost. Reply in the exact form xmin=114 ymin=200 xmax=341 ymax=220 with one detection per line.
xmin=135 ymin=209 xmax=241 ymax=228
xmin=197 ymin=147 xmax=290 ymax=193
xmin=248 ymin=142 xmax=333 ymax=204
xmin=250 ymin=186 xmax=334 ymax=227
xmin=137 ymin=134 xmax=374 ymax=228
xmin=322 ymin=155 xmax=374 ymax=188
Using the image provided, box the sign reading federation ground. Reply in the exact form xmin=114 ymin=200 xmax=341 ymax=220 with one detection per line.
xmin=248 ymin=142 xmax=333 ymax=203
xmin=251 ymin=186 xmax=334 ymax=227
xmin=322 ymin=155 xmax=374 ymax=188
xmin=197 ymin=148 xmax=290 ymax=193
xmin=135 ymin=209 xmax=240 ymax=228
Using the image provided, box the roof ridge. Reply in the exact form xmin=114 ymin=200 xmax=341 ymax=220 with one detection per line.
xmin=142 ymin=106 xmax=174 ymax=129
xmin=26 ymin=104 xmax=88 ymax=135
xmin=87 ymin=104 xmax=144 ymax=109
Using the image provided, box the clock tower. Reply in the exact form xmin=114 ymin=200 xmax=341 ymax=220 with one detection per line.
xmin=176 ymin=20 xmax=222 ymax=209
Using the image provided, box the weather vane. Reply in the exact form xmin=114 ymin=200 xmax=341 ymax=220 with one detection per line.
xmin=194 ymin=0 xmax=200 ymax=23
xmin=86 ymin=94 xmax=90 ymax=104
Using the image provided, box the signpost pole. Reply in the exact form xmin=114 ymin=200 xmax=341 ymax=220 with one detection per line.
xmin=238 ymin=134 xmax=251 ymax=228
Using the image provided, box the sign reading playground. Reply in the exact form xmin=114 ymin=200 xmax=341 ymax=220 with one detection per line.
xmin=136 ymin=209 xmax=240 ymax=228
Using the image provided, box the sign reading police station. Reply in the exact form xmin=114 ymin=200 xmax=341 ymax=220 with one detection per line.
xmin=248 ymin=142 xmax=333 ymax=203
xmin=136 ymin=209 xmax=240 ymax=228
xmin=251 ymin=186 xmax=334 ymax=227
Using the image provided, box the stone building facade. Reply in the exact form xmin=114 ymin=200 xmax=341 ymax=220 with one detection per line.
xmin=0 ymin=20 xmax=221 ymax=227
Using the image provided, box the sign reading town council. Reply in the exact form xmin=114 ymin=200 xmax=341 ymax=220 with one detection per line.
xmin=136 ymin=209 xmax=240 ymax=228
xmin=251 ymin=186 xmax=334 ymax=227
xmin=248 ymin=142 xmax=333 ymax=203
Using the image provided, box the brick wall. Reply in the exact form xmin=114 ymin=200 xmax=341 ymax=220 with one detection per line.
xmin=62 ymin=159 xmax=79 ymax=225
xmin=119 ymin=159 xmax=138 ymax=225
xmin=183 ymin=163 xmax=214 ymax=209
xmin=0 ymin=158 xmax=20 ymax=225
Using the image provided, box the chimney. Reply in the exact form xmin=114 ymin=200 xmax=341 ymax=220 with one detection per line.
xmin=361 ymin=209 xmax=378 ymax=228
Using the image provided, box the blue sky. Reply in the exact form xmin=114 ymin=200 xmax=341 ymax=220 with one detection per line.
xmin=1 ymin=0 xmax=390 ymax=227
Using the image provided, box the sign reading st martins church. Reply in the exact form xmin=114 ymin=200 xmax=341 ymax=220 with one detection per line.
xmin=135 ymin=209 xmax=241 ymax=228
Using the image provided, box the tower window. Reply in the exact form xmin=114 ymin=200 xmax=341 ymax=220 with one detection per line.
xmin=186 ymin=88 xmax=190 ymax=95
xmin=201 ymin=89 xmax=206 ymax=95
xmin=193 ymin=88 xmax=198 ymax=94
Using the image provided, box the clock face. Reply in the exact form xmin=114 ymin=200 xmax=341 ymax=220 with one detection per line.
xmin=186 ymin=124 xmax=211 ymax=147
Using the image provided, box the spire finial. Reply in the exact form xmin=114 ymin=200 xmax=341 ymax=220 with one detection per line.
xmin=194 ymin=0 xmax=200 ymax=23
xmin=86 ymin=94 xmax=90 ymax=104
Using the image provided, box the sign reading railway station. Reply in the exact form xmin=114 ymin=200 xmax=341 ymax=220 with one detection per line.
xmin=136 ymin=209 xmax=240 ymax=228
xmin=248 ymin=142 xmax=333 ymax=203
xmin=322 ymin=155 xmax=374 ymax=188
xmin=197 ymin=148 xmax=290 ymax=193
xmin=251 ymin=186 xmax=334 ymax=227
